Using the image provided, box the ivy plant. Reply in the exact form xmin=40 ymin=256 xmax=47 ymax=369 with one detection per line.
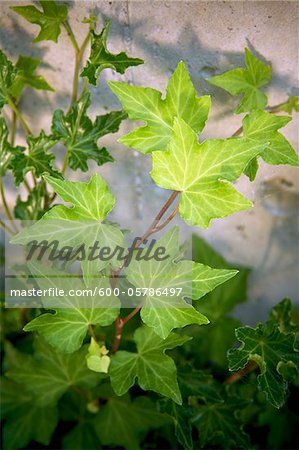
xmin=0 ymin=2 xmax=298 ymax=449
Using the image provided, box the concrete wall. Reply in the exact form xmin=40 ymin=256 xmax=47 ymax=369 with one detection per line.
xmin=1 ymin=1 xmax=298 ymax=322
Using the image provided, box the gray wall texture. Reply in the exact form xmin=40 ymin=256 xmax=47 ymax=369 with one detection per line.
xmin=1 ymin=1 xmax=298 ymax=322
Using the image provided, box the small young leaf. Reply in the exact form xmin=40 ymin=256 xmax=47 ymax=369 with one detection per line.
xmin=110 ymin=326 xmax=191 ymax=404
xmin=81 ymin=19 xmax=143 ymax=86
xmin=151 ymin=117 xmax=263 ymax=228
xmin=208 ymin=48 xmax=271 ymax=113
xmin=279 ymin=96 xmax=299 ymax=114
xmin=125 ymin=227 xmax=237 ymax=338
xmin=51 ymin=92 xmax=126 ymax=171
xmin=228 ymin=321 xmax=299 ymax=408
xmin=10 ymin=55 xmax=54 ymax=101
xmin=0 ymin=50 xmax=17 ymax=110
xmin=10 ymin=0 xmax=68 ymax=43
xmin=109 ymin=60 xmax=211 ymax=153
xmin=86 ymin=338 xmax=110 ymax=373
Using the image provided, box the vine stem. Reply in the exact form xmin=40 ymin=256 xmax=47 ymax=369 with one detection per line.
xmin=111 ymin=191 xmax=180 ymax=353
xmin=224 ymin=360 xmax=257 ymax=385
xmin=0 ymin=218 xmax=14 ymax=235
xmin=7 ymin=98 xmax=32 ymax=136
xmin=0 ymin=179 xmax=18 ymax=233
xmin=10 ymin=109 xmax=16 ymax=146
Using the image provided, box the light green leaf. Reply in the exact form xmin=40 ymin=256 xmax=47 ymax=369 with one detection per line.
xmin=86 ymin=338 xmax=110 ymax=373
xmin=126 ymin=227 xmax=237 ymax=338
xmin=192 ymin=234 xmax=250 ymax=321
xmin=93 ymin=394 xmax=170 ymax=449
xmin=208 ymin=48 xmax=271 ymax=113
xmin=0 ymin=50 xmax=17 ymax=110
xmin=23 ymin=263 xmax=119 ymax=353
xmin=243 ymin=110 xmax=299 ymax=167
xmin=11 ymin=130 xmax=61 ymax=185
xmin=151 ymin=117 xmax=262 ymax=228
xmin=110 ymin=326 xmax=191 ymax=404
xmin=81 ymin=19 xmax=143 ymax=86
xmin=228 ymin=321 xmax=299 ymax=408
xmin=10 ymin=174 xmax=126 ymax=283
xmin=279 ymin=96 xmax=299 ymax=114
xmin=10 ymin=0 xmax=68 ymax=43
xmin=51 ymin=92 xmax=126 ymax=171
xmin=243 ymin=157 xmax=259 ymax=181
xmin=7 ymin=338 xmax=99 ymax=407
xmin=10 ymin=55 xmax=54 ymax=100
xmin=109 ymin=60 xmax=211 ymax=153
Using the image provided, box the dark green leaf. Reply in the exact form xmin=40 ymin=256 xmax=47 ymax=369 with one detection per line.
xmin=7 ymin=338 xmax=99 ymax=406
xmin=0 ymin=50 xmax=17 ymax=110
xmin=81 ymin=20 xmax=143 ymax=86
xmin=159 ymin=399 xmax=193 ymax=450
xmin=51 ymin=92 xmax=126 ymax=171
xmin=93 ymin=394 xmax=169 ymax=449
xmin=1 ymin=377 xmax=58 ymax=450
xmin=10 ymin=55 xmax=54 ymax=100
xmin=110 ymin=326 xmax=191 ymax=404
xmin=11 ymin=130 xmax=61 ymax=185
xmin=10 ymin=0 xmax=68 ymax=43
xmin=228 ymin=321 xmax=299 ymax=408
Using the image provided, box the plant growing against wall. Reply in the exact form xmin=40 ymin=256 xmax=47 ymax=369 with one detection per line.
xmin=0 ymin=2 xmax=298 ymax=449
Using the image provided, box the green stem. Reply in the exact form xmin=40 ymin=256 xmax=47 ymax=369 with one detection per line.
xmin=61 ymin=149 xmax=69 ymax=175
xmin=7 ymin=98 xmax=32 ymax=135
xmin=10 ymin=110 xmax=16 ymax=146
xmin=0 ymin=179 xmax=18 ymax=233
xmin=111 ymin=191 xmax=180 ymax=353
xmin=63 ymin=20 xmax=80 ymax=53
xmin=0 ymin=217 xmax=14 ymax=235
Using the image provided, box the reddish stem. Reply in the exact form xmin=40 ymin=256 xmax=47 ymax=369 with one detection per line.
xmin=224 ymin=360 xmax=257 ymax=385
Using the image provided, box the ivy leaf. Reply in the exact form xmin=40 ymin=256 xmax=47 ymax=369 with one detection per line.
xmin=243 ymin=110 xmax=299 ymax=168
xmin=62 ymin=424 xmax=99 ymax=450
xmin=81 ymin=20 xmax=143 ymax=86
xmin=192 ymin=234 xmax=250 ymax=321
xmin=192 ymin=378 xmax=251 ymax=449
xmin=0 ymin=50 xmax=17 ymax=110
xmin=11 ymin=130 xmax=61 ymax=185
xmin=109 ymin=326 xmax=191 ymax=404
xmin=10 ymin=55 xmax=54 ymax=101
xmin=243 ymin=157 xmax=259 ymax=181
xmin=269 ymin=298 xmax=299 ymax=338
xmin=86 ymin=338 xmax=110 ymax=373
xmin=228 ymin=321 xmax=299 ymax=408
xmin=126 ymin=227 xmax=237 ymax=338
xmin=2 ymin=379 xmax=58 ymax=450
xmin=109 ymin=60 xmax=211 ymax=153
xmin=7 ymin=338 xmax=99 ymax=407
xmin=10 ymin=174 xmax=126 ymax=283
xmin=23 ymin=262 xmax=119 ymax=353
xmin=10 ymin=0 xmax=68 ymax=43
xmin=14 ymin=183 xmax=47 ymax=220
xmin=93 ymin=394 xmax=170 ymax=449
xmin=208 ymin=48 xmax=271 ymax=113
xmin=151 ymin=117 xmax=263 ymax=228
xmin=0 ymin=117 xmax=24 ymax=179
xmin=51 ymin=92 xmax=126 ymax=171
xmin=279 ymin=96 xmax=299 ymax=114
xmin=158 ymin=399 xmax=193 ymax=450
